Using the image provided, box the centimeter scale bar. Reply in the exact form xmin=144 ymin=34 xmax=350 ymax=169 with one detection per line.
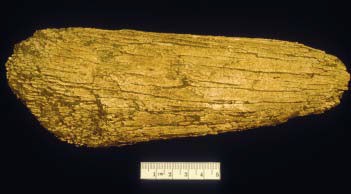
xmin=140 ymin=162 xmax=221 ymax=180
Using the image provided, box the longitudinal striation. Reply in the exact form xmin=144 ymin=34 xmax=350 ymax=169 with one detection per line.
xmin=5 ymin=28 xmax=350 ymax=147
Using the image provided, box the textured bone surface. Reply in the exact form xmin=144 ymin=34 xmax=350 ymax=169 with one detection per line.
xmin=5 ymin=28 xmax=350 ymax=147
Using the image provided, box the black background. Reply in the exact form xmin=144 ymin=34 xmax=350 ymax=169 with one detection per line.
xmin=1 ymin=0 xmax=350 ymax=193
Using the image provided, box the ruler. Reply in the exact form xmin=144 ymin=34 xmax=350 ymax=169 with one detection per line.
xmin=140 ymin=162 xmax=220 ymax=180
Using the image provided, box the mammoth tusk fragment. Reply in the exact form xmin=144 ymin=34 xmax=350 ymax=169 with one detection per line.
xmin=5 ymin=28 xmax=350 ymax=147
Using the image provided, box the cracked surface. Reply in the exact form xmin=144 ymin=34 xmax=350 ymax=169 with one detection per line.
xmin=5 ymin=28 xmax=350 ymax=147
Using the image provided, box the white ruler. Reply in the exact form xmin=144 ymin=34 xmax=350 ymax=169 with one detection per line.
xmin=140 ymin=162 xmax=220 ymax=180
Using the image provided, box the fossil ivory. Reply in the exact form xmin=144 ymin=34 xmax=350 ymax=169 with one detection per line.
xmin=5 ymin=28 xmax=350 ymax=147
